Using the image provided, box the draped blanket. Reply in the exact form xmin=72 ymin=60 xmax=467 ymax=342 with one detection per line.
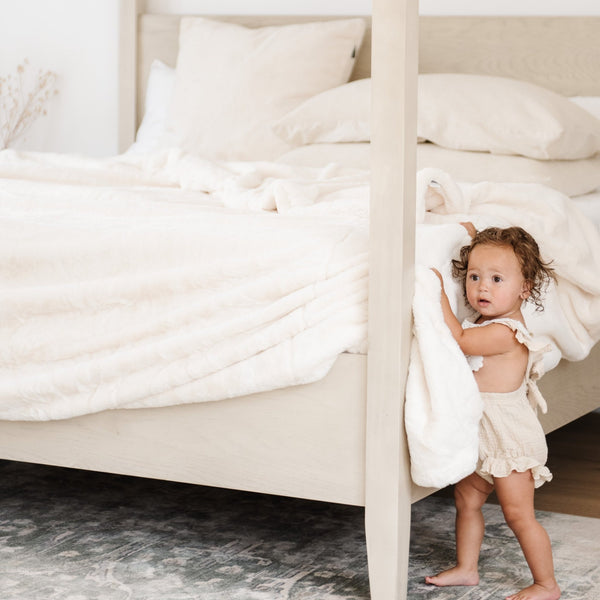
xmin=1 ymin=149 xmax=599 ymax=492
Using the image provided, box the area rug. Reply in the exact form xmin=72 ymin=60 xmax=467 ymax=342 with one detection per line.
xmin=0 ymin=460 xmax=598 ymax=599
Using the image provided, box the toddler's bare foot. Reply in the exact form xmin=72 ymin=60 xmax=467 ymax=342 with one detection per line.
xmin=506 ymin=582 xmax=561 ymax=600
xmin=425 ymin=566 xmax=479 ymax=587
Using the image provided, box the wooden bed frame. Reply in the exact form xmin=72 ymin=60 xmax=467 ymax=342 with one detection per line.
xmin=1 ymin=4 xmax=599 ymax=599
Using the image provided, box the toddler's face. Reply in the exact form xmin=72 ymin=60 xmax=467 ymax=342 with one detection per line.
xmin=465 ymin=243 xmax=529 ymax=319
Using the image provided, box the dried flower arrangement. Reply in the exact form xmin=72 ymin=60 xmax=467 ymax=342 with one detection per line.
xmin=0 ymin=59 xmax=58 ymax=150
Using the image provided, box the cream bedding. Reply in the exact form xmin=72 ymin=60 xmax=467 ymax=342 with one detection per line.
xmin=572 ymin=188 xmax=600 ymax=230
xmin=277 ymin=143 xmax=600 ymax=198
xmin=0 ymin=149 xmax=598 ymax=426
xmin=0 ymin=149 xmax=368 ymax=420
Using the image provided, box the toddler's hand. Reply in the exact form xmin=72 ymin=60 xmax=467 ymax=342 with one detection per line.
xmin=460 ymin=221 xmax=477 ymax=238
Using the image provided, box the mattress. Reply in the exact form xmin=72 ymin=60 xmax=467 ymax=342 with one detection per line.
xmin=279 ymin=143 xmax=600 ymax=196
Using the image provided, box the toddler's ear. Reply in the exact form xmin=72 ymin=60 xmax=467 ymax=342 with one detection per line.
xmin=520 ymin=281 xmax=532 ymax=300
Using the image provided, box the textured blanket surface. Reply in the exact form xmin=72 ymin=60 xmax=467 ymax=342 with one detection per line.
xmin=0 ymin=150 xmax=369 ymax=420
xmin=1 ymin=151 xmax=599 ymax=448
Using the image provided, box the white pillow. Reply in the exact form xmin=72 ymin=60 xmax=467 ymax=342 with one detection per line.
xmin=273 ymin=78 xmax=370 ymax=145
xmin=278 ymin=142 xmax=600 ymax=197
xmin=273 ymin=77 xmax=600 ymax=159
xmin=127 ymin=60 xmax=176 ymax=154
xmin=418 ymin=74 xmax=600 ymax=160
xmin=162 ymin=17 xmax=366 ymax=161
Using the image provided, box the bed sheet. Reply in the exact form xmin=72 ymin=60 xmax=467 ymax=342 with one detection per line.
xmin=277 ymin=143 xmax=600 ymax=197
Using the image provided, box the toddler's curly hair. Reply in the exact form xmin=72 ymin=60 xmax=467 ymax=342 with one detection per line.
xmin=451 ymin=226 xmax=555 ymax=311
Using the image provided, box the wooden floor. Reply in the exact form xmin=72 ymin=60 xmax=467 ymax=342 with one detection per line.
xmin=531 ymin=410 xmax=600 ymax=518
xmin=434 ymin=410 xmax=600 ymax=519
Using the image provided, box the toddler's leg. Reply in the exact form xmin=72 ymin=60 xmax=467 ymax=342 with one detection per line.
xmin=425 ymin=472 xmax=492 ymax=587
xmin=494 ymin=471 xmax=561 ymax=600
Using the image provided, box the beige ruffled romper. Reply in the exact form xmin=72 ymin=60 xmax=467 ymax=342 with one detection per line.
xmin=463 ymin=317 xmax=553 ymax=489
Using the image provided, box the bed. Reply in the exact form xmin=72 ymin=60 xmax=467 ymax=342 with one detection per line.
xmin=1 ymin=5 xmax=599 ymax=599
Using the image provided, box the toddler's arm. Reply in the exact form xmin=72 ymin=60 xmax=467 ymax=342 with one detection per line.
xmin=430 ymin=268 xmax=519 ymax=357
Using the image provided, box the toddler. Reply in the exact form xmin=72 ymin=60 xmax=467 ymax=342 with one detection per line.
xmin=428 ymin=224 xmax=560 ymax=600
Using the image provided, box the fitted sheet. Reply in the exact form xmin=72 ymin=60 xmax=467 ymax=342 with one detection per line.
xmin=277 ymin=143 xmax=600 ymax=198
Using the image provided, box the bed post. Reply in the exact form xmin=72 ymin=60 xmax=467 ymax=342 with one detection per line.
xmin=118 ymin=0 xmax=139 ymax=153
xmin=365 ymin=0 xmax=418 ymax=598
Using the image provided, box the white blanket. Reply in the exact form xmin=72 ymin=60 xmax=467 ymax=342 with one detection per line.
xmin=1 ymin=146 xmax=599 ymax=475
xmin=0 ymin=150 xmax=369 ymax=420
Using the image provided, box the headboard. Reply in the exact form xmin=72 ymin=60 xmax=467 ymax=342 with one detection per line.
xmin=136 ymin=15 xmax=372 ymax=128
xmin=133 ymin=14 xmax=600 ymax=132
xmin=419 ymin=17 xmax=600 ymax=97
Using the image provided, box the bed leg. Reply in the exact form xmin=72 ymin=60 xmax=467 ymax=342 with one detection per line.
xmin=364 ymin=441 xmax=413 ymax=600
xmin=366 ymin=0 xmax=418 ymax=596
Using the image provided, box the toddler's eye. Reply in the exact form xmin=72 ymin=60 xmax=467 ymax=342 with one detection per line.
xmin=493 ymin=276 xmax=502 ymax=283
xmin=469 ymin=274 xmax=479 ymax=281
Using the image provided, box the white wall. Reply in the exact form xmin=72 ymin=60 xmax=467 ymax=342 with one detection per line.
xmin=1 ymin=0 xmax=599 ymax=156
xmin=0 ymin=0 xmax=121 ymax=156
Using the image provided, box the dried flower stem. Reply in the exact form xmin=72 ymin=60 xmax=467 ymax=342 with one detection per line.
xmin=0 ymin=58 xmax=58 ymax=150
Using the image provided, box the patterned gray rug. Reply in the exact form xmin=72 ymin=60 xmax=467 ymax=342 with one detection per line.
xmin=0 ymin=460 xmax=598 ymax=600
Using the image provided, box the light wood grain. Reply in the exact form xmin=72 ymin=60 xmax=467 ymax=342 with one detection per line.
xmin=365 ymin=1 xmax=418 ymax=598
xmin=419 ymin=17 xmax=600 ymax=96
xmin=538 ymin=343 xmax=600 ymax=434
xmin=0 ymin=354 xmax=367 ymax=506
xmin=118 ymin=0 xmax=138 ymax=152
